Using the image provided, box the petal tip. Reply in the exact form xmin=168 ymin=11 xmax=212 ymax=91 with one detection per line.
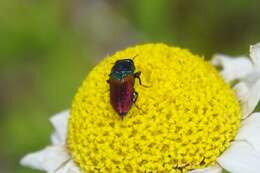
xmin=20 ymin=152 xmax=44 ymax=171
xmin=250 ymin=43 xmax=260 ymax=66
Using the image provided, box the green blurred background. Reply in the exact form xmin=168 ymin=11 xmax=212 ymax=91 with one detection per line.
xmin=1 ymin=0 xmax=260 ymax=172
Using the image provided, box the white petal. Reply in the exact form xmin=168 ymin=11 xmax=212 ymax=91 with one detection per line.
xmin=233 ymin=82 xmax=250 ymax=119
xmin=217 ymin=141 xmax=260 ymax=173
xmin=56 ymin=160 xmax=81 ymax=173
xmin=20 ymin=145 xmax=70 ymax=173
xmin=242 ymin=69 xmax=260 ymax=86
xmin=188 ymin=165 xmax=222 ymax=173
xmin=51 ymin=132 xmax=62 ymax=145
xmin=234 ymin=78 xmax=260 ymax=118
xmin=50 ymin=110 xmax=70 ymax=144
xmin=233 ymin=82 xmax=249 ymax=103
xmin=212 ymin=54 xmax=253 ymax=82
xmin=236 ymin=113 xmax=260 ymax=152
xmin=250 ymin=43 xmax=260 ymax=67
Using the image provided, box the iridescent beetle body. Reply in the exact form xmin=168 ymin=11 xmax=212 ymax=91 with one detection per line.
xmin=107 ymin=59 xmax=142 ymax=117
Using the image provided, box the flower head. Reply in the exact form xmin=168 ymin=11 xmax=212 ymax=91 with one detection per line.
xmin=21 ymin=43 xmax=260 ymax=173
xmin=68 ymin=44 xmax=240 ymax=172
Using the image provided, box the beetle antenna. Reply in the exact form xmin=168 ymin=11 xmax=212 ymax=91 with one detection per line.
xmin=132 ymin=54 xmax=138 ymax=61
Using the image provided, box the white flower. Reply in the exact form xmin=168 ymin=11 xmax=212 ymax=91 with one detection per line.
xmin=21 ymin=43 xmax=260 ymax=173
xmin=20 ymin=111 xmax=80 ymax=173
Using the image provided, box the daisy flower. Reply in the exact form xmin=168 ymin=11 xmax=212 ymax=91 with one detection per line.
xmin=21 ymin=43 xmax=260 ymax=173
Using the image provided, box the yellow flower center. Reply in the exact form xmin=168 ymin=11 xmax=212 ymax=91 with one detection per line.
xmin=67 ymin=44 xmax=240 ymax=172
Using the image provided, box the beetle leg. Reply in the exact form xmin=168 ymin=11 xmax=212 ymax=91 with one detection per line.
xmin=106 ymin=79 xmax=110 ymax=92
xmin=133 ymin=91 xmax=141 ymax=110
xmin=133 ymin=91 xmax=138 ymax=103
xmin=134 ymin=71 xmax=142 ymax=85
xmin=134 ymin=71 xmax=150 ymax=87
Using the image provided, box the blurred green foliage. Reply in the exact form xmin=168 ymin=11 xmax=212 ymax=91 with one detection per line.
xmin=127 ymin=0 xmax=260 ymax=56
xmin=0 ymin=0 xmax=260 ymax=172
xmin=0 ymin=0 xmax=89 ymax=172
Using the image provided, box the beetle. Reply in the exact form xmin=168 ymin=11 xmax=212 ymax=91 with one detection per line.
xmin=107 ymin=58 xmax=143 ymax=118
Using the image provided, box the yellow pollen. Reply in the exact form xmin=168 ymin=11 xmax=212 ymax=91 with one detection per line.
xmin=67 ymin=44 xmax=241 ymax=172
